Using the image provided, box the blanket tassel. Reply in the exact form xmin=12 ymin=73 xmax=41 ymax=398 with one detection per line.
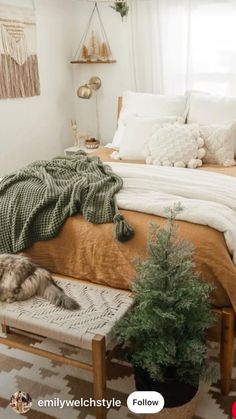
xmin=113 ymin=213 xmax=134 ymax=242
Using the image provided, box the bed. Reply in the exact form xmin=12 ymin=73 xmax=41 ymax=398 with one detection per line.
xmin=16 ymin=94 xmax=236 ymax=394
xmin=18 ymin=154 xmax=236 ymax=395
xmin=21 ymin=146 xmax=236 ymax=310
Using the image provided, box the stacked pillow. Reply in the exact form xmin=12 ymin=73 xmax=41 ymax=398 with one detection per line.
xmin=147 ymin=124 xmax=205 ymax=168
xmin=187 ymin=92 xmax=236 ymax=126
xmin=187 ymin=93 xmax=236 ymax=162
xmin=118 ymin=115 xmax=184 ymax=160
xmin=112 ymin=91 xmax=187 ymax=150
xmin=199 ymin=123 xmax=236 ymax=166
xmin=112 ymin=91 xmax=236 ymax=168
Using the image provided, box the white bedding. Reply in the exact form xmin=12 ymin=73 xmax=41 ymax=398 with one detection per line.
xmin=106 ymin=163 xmax=236 ymax=265
xmin=1 ymin=163 xmax=236 ymax=264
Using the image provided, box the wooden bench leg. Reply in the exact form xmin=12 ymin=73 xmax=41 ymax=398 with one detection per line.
xmin=92 ymin=335 xmax=107 ymax=419
xmin=1 ymin=325 xmax=10 ymax=334
xmin=220 ymin=308 xmax=235 ymax=395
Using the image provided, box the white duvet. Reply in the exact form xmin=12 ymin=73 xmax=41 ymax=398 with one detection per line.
xmin=106 ymin=163 xmax=236 ymax=266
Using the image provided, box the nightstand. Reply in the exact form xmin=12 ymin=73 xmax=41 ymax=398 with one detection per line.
xmin=64 ymin=145 xmax=100 ymax=156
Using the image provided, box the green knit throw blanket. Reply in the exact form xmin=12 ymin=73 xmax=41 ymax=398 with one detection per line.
xmin=0 ymin=152 xmax=134 ymax=254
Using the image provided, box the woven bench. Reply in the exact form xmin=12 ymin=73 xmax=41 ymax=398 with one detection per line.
xmin=0 ymin=275 xmax=133 ymax=419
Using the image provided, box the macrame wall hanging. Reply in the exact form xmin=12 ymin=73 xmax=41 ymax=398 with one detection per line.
xmin=0 ymin=1 xmax=40 ymax=99
xmin=71 ymin=1 xmax=116 ymax=64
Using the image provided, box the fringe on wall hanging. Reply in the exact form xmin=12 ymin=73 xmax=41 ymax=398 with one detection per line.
xmin=0 ymin=2 xmax=40 ymax=99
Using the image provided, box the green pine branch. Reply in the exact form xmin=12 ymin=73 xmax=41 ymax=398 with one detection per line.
xmin=110 ymin=2 xmax=129 ymax=20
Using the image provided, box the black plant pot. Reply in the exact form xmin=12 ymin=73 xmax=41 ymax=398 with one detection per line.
xmin=134 ymin=366 xmax=198 ymax=408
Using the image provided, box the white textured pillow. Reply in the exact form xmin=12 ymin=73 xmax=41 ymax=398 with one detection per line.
xmin=200 ymin=123 xmax=236 ymax=167
xmin=118 ymin=116 xmax=184 ymax=160
xmin=112 ymin=91 xmax=187 ymax=148
xmin=147 ymin=124 xmax=205 ymax=169
xmin=187 ymin=93 xmax=236 ymax=156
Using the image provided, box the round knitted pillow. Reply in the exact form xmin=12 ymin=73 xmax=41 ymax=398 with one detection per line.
xmin=146 ymin=123 xmax=205 ymax=169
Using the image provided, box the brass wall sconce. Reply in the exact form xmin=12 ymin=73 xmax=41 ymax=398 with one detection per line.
xmin=77 ymin=76 xmax=102 ymax=140
xmin=77 ymin=76 xmax=102 ymax=99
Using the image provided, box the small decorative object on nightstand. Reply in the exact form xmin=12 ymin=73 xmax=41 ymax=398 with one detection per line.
xmin=85 ymin=138 xmax=100 ymax=149
xmin=70 ymin=120 xmax=90 ymax=147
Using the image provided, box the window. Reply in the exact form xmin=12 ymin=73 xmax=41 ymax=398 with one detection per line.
xmin=188 ymin=1 xmax=236 ymax=94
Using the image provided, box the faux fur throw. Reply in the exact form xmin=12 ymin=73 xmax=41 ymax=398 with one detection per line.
xmin=0 ymin=152 xmax=134 ymax=254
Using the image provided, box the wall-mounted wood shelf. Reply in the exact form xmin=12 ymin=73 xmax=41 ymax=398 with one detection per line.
xmin=71 ymin=60 xmax=117 ymax=64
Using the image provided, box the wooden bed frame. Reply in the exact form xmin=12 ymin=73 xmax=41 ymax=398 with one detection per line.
xmin=209 ymin=308 xmax=235 ymax=395
xmin=117 ymin=96 xmax=236 ymax=395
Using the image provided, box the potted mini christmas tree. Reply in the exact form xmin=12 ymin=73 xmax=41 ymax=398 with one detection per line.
xmin=113 ymin=204 xmax=215 ymax=419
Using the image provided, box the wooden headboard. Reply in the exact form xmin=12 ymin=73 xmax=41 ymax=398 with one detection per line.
xmin=118 ymin=96 xmax=122 ymax=121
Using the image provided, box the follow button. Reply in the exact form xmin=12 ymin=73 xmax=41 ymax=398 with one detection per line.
xmin=127 ymin=391 xmax=165 ymax=414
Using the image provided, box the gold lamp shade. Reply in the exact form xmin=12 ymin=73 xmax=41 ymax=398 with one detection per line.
xmin=77 ymin=84 xmax=92 ymax=99
xmin=77 ymin=77 xmax=102 ymax=99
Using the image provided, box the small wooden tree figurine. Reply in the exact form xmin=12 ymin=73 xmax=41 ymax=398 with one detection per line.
xmin=88 ymin=30 xmax=100 ymax=61
xmin=100 ymin=42 xmax=110 ymax=61
xmin=79 ymin=45 xmax=88 ymax=62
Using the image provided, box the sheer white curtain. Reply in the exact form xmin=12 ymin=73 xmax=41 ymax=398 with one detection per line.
xmin=129 ymin=0 xmax=159 ymax=92
xmin=130 ymin=0 xmax=236 ymax=95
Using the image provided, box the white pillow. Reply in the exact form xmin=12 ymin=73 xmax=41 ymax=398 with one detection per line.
xmin=112 ymin=91 xmax=187 ymax=148
xmin=147 ymin=124 xmax=205 ymax=169
xmin=188 ymin=93 xmax=236 ymax=155
xmin=112 ymin=109 xmax=134 ymax=149
xmin=200 ymin=123 xmax=236 ymax=167
xmin=118 ymin=116 xmax=184 ymax=160
xmin=122 ymin=91 xmax=187 ymax=118
xmin=188 ymin=92 xmax=236 ymax=125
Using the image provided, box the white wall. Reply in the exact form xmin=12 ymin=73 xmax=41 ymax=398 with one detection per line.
xmin=0 ymin=0 xmax=135 ymax=175
xmin=72 ymin=2 xmax=134 ymax=143
xmin=0 ymin=0 xmax=76 ymax=175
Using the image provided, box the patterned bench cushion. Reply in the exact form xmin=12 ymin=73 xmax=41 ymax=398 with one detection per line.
xmin=0 ymin=277 xmax=133 ymax=350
